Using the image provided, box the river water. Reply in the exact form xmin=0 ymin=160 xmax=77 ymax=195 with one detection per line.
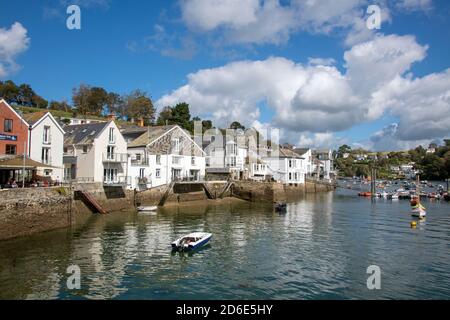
xmin=0 ymin=189 xmax=449 ymax=300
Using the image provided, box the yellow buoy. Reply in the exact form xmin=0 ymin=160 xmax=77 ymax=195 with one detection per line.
xmin=410 ymin=221 xmax=417 ymax=228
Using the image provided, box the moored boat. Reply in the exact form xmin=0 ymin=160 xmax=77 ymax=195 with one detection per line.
xmin=171 ymin=232 xmax=212 ymax=251
xmin=411 ymin=176 xmax=426 ymax=219
xmin=137 ymin=205 xmax=158 ymax=212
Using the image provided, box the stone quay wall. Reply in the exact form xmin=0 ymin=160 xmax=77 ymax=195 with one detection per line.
xmin=0 ymin=187 xmax=71 ymax=240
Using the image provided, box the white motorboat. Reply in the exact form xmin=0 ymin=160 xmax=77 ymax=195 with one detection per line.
xmin=171 ymin=232 xmax=212 ymax=251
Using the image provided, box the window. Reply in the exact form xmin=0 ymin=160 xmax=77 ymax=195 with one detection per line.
xmin=5 ymin=144 xmax=16 ymax=155
xmin=107 ymin=146 xmax=115 ymax=160
xmin=156 ymin=155 xmax=161 ymax=165
xmin=136 ymin=154 xmax=141 ymax=161
xmin=172 ymin=156 xmax=181 ymax=165
xmin=104 ymin=168 xmax=118 ymax=183
xmin=108 ymin=127 xmax=115 ymax=143
xmin=82 ymin=146 xmax=88 ymax=153
xmin=289 ymin=173 xmax=292 ymax=180
xmin=63 ymin=147 xmax=68 ymax=154
xmin=191 ymin=156 xmax=195 ymax=165
xmin=227 ymin=143 xmax=237 ymax=155
xmin=41 ymin=148 xmax=50 ymax=164
xmin=4 ymin=119 xmax=13 ymax=133
xmin=156 ymin=169 xmax=161 ymax=178
xmin=228 ymin=156 xmax=237 ymax=167
xmin=172 ymin=138 xmax=180 ymax=152
xmin=43 ymin=126 xmax=51 ymax=144
xmin=139 ymin=168 xmax=145 ymax=179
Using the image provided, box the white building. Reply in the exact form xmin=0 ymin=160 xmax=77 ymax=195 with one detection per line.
xmin=123 ymin=125 xmax=206 ymax=190
xmin=203 ymin=129 xmax=248 ymax=180
xmin=23 ymin=111 xmax=65 ymax=182
xmin=63 ymin=121 xmax=128 ymax=184
xmin=313 ymin=149 xmax=335 ymax=181
xmin=294 ymin=148 xmax=314 ymax=177
xmin=262 ymin=147 xmax=305 ymax=184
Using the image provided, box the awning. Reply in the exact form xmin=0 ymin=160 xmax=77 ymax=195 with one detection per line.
xmin=0 ymin=155 xmax=60 ymax=170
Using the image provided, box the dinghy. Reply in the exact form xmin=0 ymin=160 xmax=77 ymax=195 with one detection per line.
xmin=171 ymin=232 xmax=212 ymax=252
xmin=137 ymin=205 xmax=158 ymax=212
xmin=274 ymin=202 xmax=287 ymax=213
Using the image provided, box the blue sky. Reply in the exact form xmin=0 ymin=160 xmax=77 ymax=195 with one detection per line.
xmin=1 ymin=0 xmax=450 ymax=150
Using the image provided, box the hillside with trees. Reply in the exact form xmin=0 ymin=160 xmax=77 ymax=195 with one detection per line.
xmin=335 ymin=141 xmax=450 ymax=181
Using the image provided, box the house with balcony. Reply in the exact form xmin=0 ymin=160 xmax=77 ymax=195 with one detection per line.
xmin=203 ymin=128 xmax=248 ymax=180
xmin=122 ymin=125 xmax=205 ymax=190
xmin=312 ymin=149 xmax=335 ymax=181
xmin=23 ymin=111 xmax=65 ymax=182
xmin=63 ymin=121 xmax=128 ymax=185
xmin=294 ymin=148 xmax=314 ymax=178
xmin=261 ymin=147 xmax=305 ymax=184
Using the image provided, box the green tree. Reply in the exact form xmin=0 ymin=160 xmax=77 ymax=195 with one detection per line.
xmin=229 ymin=121 xmax=245 ymax=130
xmin=72 ymin=83 xmax=92 ymax=116
xmin=337 ymin=144 xmax=352 ymax=158
xmin=420 ymin=154 xmax=445 ymax=180
xmin=106 ymin=92 xmax=123 ymax=116
xmin=156 ymin=106 xmax=173 ymax=126
xmin=31 ymin=95 xmax=48 ymax=109
xmin=171 ymin=102 xmax=192 ymax=131
xmin=0 ymin=80 xmax=20 ymax=104
xmin=124 ymin=90 xmax=155 ymax=125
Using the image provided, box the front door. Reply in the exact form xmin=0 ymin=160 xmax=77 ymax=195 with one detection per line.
xmin=171 ymin=169 xmax=182 ymax=181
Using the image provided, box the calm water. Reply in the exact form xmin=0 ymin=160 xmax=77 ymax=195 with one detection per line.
xmin=1 ymin=190 xmax=449 ymax=300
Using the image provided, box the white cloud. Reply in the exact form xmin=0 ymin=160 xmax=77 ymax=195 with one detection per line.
xmin=395 ymin=0 xmax=432 ymax=12
xmin=308 ymin=57 xmax=336 ymax=66
xmin=0 ymin=22 xmax=30 ymax=78
xmin=297 ymin=132 xmax=348 ymax=149
xmin=179 ymin=0 xmax=376 ymax=46
xmin=157 ymin=33 xmax=449 ymax=146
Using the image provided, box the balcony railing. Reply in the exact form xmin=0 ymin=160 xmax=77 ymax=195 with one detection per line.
xmin=103 ymin=176 xmax=131 ymax=186
xmin=103 ymin=153 xmax=128 ymax=163
xmin=131 ymin=158 xmax=149 ymax=166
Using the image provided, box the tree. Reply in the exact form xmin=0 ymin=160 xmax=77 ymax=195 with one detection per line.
xmin=156 ymin=106 xmax=173 ymax=126
xmin=337 ymin=144 xmax=352 ymax=158
xmin=72 ymin=84 xmax=92 ymax=116
xmin=230 ymin=121 xmax=245 ymax=130
xmin=419 ymin=154 xmax=445 ymax=180
xmin=106 ymin=92 xmax=123 ymax=116
xmin=86 ymin=87 xmax=108 ymax=115
xmin=31 ymin=95 xmax=48 ymax=109
xmin=0 ymin=80 xmax=20 ymax=104
xmin=123 ymin=90 xmax=155 ymax=125
xmin=17 ymin=84 xmax=35 ymax=106
xmin=171 ymin=102 xmax=192 ymax=131
xmin=50 ymin=100 xmax=71 ymax=112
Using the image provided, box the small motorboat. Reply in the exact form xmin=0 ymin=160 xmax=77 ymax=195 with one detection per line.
xmin=358 ymin=192 xmax=372 ymax=197
xmin=274 ymin=202 xmax=287 ymax=213
xmin=171 ymin=232 xmax=212 ymax=252
xmin=137 ymin=205 xmax=158 ymax=212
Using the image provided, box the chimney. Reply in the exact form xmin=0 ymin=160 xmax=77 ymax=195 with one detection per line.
xmin=136 ymin=118 xmax=144 ymax=127
xmin=107 ymin=113 xmax=116 ymax=122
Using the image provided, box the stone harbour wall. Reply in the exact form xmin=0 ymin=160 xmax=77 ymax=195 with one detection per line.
xmin=0 ymin=187 xmax=71 ymax=241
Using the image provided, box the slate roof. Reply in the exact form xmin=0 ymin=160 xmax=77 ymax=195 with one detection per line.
xmin=293 ymin=148 xmax=310 ymax=156
xmin=64 ymin=122 xmax=110 ymax=145
xmin=127 ymin=125 xmax=176 ymax=148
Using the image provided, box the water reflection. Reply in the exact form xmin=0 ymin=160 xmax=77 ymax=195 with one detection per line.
xmin=0 ymin=193 xmax=449 ymax=300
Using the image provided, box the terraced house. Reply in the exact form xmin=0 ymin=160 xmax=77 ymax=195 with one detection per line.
xmin=63 ymin=121 xmax=128 ymax=185
xmin=122 ymin=125 xmax=206 ymax=190
xmin=23 ymin=111 xmax=65 ymax=182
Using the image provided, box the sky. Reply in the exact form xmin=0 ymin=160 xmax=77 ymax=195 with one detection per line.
xmin=1 ymin=0 xmax=450 ymax=151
